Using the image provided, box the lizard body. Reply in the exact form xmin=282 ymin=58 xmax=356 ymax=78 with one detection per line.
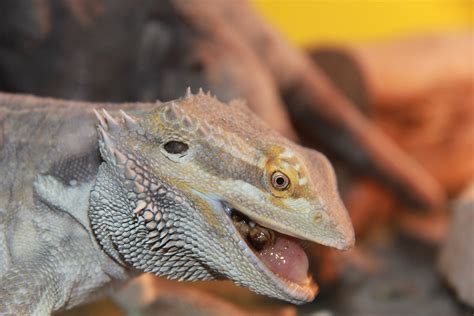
xmin=0 ymin=91 xmax=354 ymax=314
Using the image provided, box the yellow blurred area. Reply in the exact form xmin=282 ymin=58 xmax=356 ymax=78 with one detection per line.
xmin=252 ymin=0 xmax=473 ymax=46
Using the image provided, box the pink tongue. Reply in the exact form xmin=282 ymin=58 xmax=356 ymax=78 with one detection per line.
xmin=256 ymin=233 xmax=309 ymax=284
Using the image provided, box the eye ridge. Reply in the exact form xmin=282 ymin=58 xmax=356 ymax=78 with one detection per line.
xmin=271 ymin=171 xmax=290 ymax=190
xmin=163 ymin=140 xmax=189 ymax=154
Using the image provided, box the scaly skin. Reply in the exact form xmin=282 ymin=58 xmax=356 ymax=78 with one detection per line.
xmin=0 ymin=90 xmax=354 ymax=314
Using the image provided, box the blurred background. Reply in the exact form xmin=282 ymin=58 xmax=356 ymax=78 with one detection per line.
xmin=0 ymin=0 xmax=472 ymax=315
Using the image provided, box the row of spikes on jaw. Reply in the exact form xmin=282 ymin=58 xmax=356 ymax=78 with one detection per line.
xmin=93 ymin=109 xmax=166 ymax=214
xmin=94 ymin=109 xmax=174 ymax=249
xmin=93 ymin=109 xmax=221 ymax=281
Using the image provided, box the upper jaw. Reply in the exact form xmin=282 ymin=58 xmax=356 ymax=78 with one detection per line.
xmin=232 ymin=200 xmax=355 ymax=252
xmin=255 ymin=215 xmax=355 ymax=251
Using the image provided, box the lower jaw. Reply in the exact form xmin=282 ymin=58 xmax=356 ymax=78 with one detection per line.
xmin=228 ymin=208 xmax=317 ymax=298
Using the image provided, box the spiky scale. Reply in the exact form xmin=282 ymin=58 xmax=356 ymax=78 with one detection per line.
xmin=120 ymin=110 xmax=139 ymax=130
xmin=113 ymin=149 xmax=128 ymax=165
xmin=101 ymin=109 xmax=120 ymax=132
xmin=133 ymin=200 xmax=147 ymax=214
xmin=185 ymin=87 xmax=192 ymax=98
xmin=93 ymin=109 xmax=107 ymax=127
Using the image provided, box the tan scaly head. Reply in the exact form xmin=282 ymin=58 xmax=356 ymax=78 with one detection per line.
xmin=91 ymin=89 xmax=354 ymax=304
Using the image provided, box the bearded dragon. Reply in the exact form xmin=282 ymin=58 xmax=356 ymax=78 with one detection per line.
xmin=0 ymin=90 xmax=354 ymax=315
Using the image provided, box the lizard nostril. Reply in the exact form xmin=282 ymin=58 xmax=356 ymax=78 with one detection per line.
xmin=313 ymin=212 xmax=323 ymax=224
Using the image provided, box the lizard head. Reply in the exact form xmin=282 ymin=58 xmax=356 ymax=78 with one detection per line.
xmin=90 ymin=90 xmax=354 ymax=304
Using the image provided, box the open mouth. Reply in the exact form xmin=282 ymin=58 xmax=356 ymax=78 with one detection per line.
xmin=221 ymin=202 xmax=318 ymax=302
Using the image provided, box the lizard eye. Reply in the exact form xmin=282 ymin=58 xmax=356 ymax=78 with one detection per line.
xmin=163 ymin=141 xmax=188 ymax=154
xmin=271 ymin=171 xmax=290 ymax=191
